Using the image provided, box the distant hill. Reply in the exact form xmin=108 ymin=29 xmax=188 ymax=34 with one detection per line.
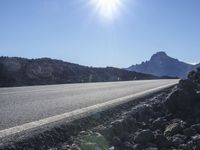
xmin=195 ymin=63 xmax=200 ymax=69
xmin=127 ymin=51 xmax=199 ymax=78
xmin=0 ymin=57 xmax=160 ymax=87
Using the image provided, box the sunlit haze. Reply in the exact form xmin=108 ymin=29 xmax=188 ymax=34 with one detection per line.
xmin=90 ymin=0 xmax=122 ymax=20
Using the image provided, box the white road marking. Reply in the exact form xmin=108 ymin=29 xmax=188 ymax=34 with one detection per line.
xmin=0 ymin=82 xmax=176 ymax=138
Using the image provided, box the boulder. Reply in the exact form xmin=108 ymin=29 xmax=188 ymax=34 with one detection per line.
xmin=171 ymin=134 xmax=186 ymax=147
xmin=165 ymin=80 xmax=198 ymax=113
xmin=152 ymin=117 xmax=167 ymax=130
xmin=191 ymin=124 xmax=200 ymax=133
xmin=155 ymin=134 xmax=172 ymax=148
xmin=178 ymin=144 xmax=188 ymax=150
xmin=164 ymin=119 xmax=185 ymax=136
xmin=131 ymin=104 xmax=154 ymax=122
xmin=123 ymin=141 xmax=135 ymax=150
xmin=178 ymin=79 xmax=197 ymax=90
xmin=134 ymin=129 xmax=154 ymax=144
xmin=191 ymin=134 xmax=200 ymax=149
xmin=70 ymin=144 xmax=81 ymax=150
xmin=188 ymin=67 xmax=200 ymax=84
xmin=183 ymin=127 xmax=197 ymax=137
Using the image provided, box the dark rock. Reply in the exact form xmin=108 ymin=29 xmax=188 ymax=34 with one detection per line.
xmin=171 ymin=134 xmax=186 ymax=147
xmin=186 ymin=140 xmax=194 ymax=150
xmin=154 ymin=129 xmax=162 ymax=135
xmin=178 ymin=79 xmax=197 ymax=90
xmin=155 ymin=134 xmax=172 ymax=148
xmin=98 ymin=126 xmax=112 ymax=139
xmin=146 ymin=143 xmax=157 ymax=148
xmin=183 ymin=127 xmax=197 ymax=137
xmin=188 ymin=67 xmax=200 ymax=84
xmin=112 ymin=136 xmax=121 ymax=146
xmin=178 ymin=144 xmax=188 ymax=150
xmin=70 ymin=143 xmax=81 ymax=150
xmin=191 ymin=134 xmax=200 ymax=149
xmin=123 ymin=141 xmax=135 ymax=150
xmin=131 ymin=104 xmax=153 ymax=122
xmin=61 ymin=143 xmax=71 ymax=150
xmin=145 ymin=148 xmax=158 ymax=150
xmin=132 ymin=144 xmax=143 ymax=150
xmin=152 ymin=117 xmax=167 ymax=130
xmin=165 ymin=80 xmax=198 ymax=113
xmin=110 ymin=119 xmax=131 ymax=138
xmin=164 ymin=120 xmax=185 ymax=136
xmin=192 ymin=124 xmax=200 ymax=133
xmin=134 ymin=129 xmax=154 ymax=144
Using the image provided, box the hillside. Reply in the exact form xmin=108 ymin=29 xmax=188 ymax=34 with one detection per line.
xmin=0 ymin=57 xmax=158 ymax=87
xmin=127 ymin=51 xmax=199 ymax=78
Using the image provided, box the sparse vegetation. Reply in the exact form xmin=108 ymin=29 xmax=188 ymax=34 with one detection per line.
xmin=0 ymin=57 xmax=159 ymax=87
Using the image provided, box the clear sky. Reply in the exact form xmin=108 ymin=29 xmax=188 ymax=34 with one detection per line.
xmin=0 ymin=0 xmax=200 ymax=67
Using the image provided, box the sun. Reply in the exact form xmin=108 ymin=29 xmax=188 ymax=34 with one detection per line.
xmin=90 ymin=0 xmax=122 ymax=20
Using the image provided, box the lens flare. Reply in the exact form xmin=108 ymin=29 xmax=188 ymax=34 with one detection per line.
xmin=90 ymin=0 xmax=122 ymax=20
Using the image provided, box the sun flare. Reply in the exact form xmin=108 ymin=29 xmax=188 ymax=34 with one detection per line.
xmin=90 ymin=0 xmax=122 ymax=20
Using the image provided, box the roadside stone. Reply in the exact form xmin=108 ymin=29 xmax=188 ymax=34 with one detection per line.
xmin=112 ymin=136 xmax=121 ymax=146
xmin=131 ymin=104 xmax=153 ymax=122
xmin=134 ymin=129 xmax=154 ymax=144
xmin=61 ymin=143 xmax=71 ymax=150
xmin=132 ymin=144 xmax=142 ymax=150
xmin=70 ymin=143 xmax=81 ymax=150
xmin=178 ymin=144 xmax=188 ymax=150
xmin=110 ymin=119 xmax=129 ymax=138
xmin=183 ymin=127 xmax=197 ymax=137
xmin=178 ymin=79 xmax=197 ymax=90
xmin=171 ymin=134 xmax=186 ymax=147
xmin=145 ymin=148 xmax=158 ymax=150
xmin=191 ymin=134 xmax=200 ymax=149
xmin=155 ymin=134 xmax=172 ymax=148
xmin=165 ymin=80 xmax=198 ymax=113
xmin=123 ymin=141 xmax=135 ymax=150
xmin=164 ymin=120 xmax=185 ymax=136
xmin=186 ymin=140 xmax=194 ymax=149
xmin=191 ymin=124 xmax=200 ymax=133
xmin=108 ymin=146 xmax=115 ymax=150
xmin=152 ymin=117 xmax=167 ymax=130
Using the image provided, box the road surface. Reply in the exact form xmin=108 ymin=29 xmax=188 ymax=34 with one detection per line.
xmin=0 ymin=79 xmax=178 ymax=138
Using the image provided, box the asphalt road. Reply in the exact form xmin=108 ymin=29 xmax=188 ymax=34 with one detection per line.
xmin=0 ymin=79 xmax=178 ymax=135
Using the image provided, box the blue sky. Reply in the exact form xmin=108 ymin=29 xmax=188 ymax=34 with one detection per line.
xmin=0 ymin=0 xmax=200 ymax=67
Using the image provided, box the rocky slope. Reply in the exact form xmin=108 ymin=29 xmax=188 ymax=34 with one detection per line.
xmin=52 ymin=68 xmax=200 ymax=150
xmin=2 ymin=68 xmax=200 ymax=150
xmin=127 ymin=51 xmax=199 ymax=78
xmin=0 ymin=57 xmax=159 ymax=87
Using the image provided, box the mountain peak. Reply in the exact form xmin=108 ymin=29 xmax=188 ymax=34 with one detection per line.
xmin=150 ymin=51 xmax=170 ymax=61
xmin=127 ymin=51 xmax=197 ymax=78
xmin=154 ymin=51 xmax=167 ymax=56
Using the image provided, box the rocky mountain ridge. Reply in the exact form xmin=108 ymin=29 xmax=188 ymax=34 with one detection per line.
xmin=0 ymin=56 xmax=160 ymax=87
xmin=127 ymin=51 xmax=199 ymax=78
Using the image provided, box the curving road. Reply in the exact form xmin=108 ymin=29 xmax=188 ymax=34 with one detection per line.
xmin=0 ymin=79 xmax=178 ymax=138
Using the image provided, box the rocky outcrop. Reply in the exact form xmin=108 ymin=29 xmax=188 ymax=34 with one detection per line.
xmin=59 ymin=68 xmax=200 ymax=150
xmin=165 ymin=68 xmax=200 ymax=114
xmin=0 ymin=57 xmax=159 ymax=87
